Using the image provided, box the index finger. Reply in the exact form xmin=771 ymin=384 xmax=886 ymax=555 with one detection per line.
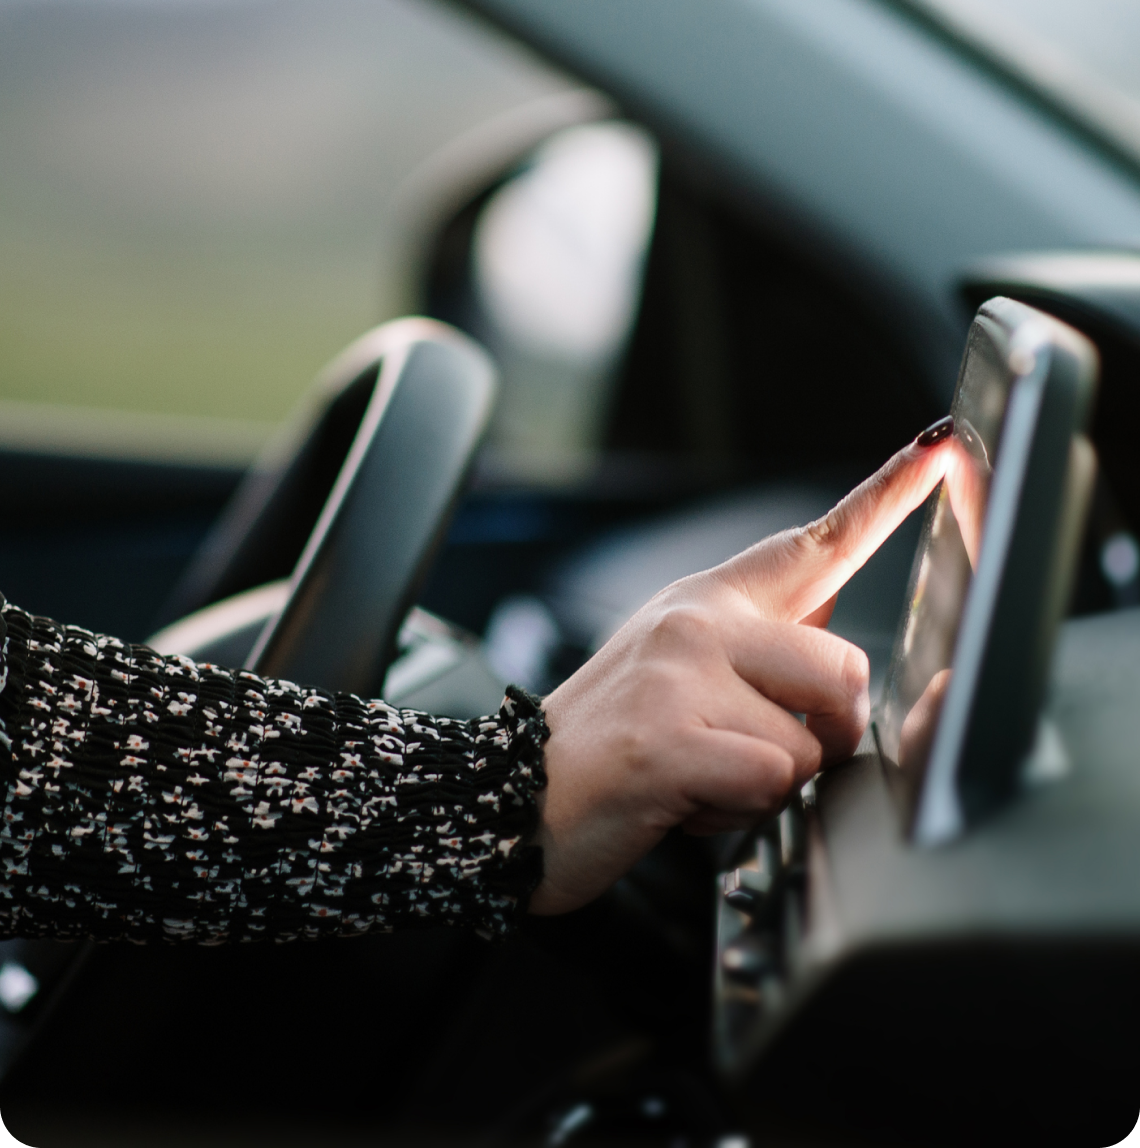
xmin=722 ymin=422 xmax=955 ymax=622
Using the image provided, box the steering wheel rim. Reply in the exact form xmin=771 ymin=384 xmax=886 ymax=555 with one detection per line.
xmin=151 ymin=316 xmax=497 ymax=695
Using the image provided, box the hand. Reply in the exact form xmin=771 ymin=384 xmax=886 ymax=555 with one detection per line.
xmin=530 ymin=432 xmax=954 ymax=915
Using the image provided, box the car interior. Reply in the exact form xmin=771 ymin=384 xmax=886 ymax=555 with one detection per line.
xmin=0 ymin=1 xmax=1139 ymax=1145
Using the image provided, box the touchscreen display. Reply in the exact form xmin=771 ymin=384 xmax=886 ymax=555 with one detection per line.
xmin=874 ymin=327 xmax=1012 ymax=807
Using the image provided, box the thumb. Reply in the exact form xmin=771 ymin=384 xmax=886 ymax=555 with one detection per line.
xmin=722 ymin=419 xmax=955 ymax=622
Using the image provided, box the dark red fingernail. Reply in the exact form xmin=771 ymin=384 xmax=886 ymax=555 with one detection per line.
xmin=915 ymin=415 xmax=954 ymax=447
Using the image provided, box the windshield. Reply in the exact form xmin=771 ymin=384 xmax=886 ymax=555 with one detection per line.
xmin=910 ymin=0 xmax=1140 ymax=168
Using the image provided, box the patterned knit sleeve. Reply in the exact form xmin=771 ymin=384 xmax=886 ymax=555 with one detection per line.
xmin=0 ymin=596 xmax=548 ymax=943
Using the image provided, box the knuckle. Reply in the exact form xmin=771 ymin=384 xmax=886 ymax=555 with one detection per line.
xmin=767 ymin=746 xmax=799 ymax=799
xmin=795 ymin=726 xmax=824 ymax=774
xmin=648 ymin=602 xmax=716 ymax=650
xmin=623 ymin=666 xmax=689 ymax=755
xmin=810 ymin=642 xmax=871 ymax=761
xmin=839 ymin=642 xmax=871 ymax=697
xmin=803 ymin=509 xmax=841 ymax=548
xmin=800 ymin=496 xmax=862 ymax=564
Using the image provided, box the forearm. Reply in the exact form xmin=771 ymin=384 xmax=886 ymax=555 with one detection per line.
xmin=0 ymin=597 xmax=548 ymax=943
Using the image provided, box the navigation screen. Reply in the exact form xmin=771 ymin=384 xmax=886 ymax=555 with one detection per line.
xmin=874 ymin=324 xmax=1012 ymax=813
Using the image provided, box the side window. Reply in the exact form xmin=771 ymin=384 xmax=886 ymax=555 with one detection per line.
xmin=428 ymin=156 xmax=938 ymax=479
xmin=0 ymin=0 xmax=571 ymax=451
xmin=472 ymin=122 xmax=658 ymax=462
xmin=608 ymin=170 xmax=938 ymax=473
xmin=0 ymin=0 xmax=577 ymax=638
xmin=427 ymin=121 xmax=659 ymax=473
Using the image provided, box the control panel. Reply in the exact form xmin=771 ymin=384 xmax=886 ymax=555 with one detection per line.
xmin=712 ymin=780 xmax=812 ymax=1080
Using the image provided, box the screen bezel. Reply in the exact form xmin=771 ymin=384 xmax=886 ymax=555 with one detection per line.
xmin=873 ymin=297 xmax=1097 ymax=845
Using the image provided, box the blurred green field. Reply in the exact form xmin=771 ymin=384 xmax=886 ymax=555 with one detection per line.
xmin=0 ymin=0 xmax=566 ymax=431
xmin=0 ymin=228 xmax=375 ymax=424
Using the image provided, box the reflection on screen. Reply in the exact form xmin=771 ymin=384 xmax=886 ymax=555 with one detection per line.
xmin=875 ymin=327 xmax=1012 ymax=797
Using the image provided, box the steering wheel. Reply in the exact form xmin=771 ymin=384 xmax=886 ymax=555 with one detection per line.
xmin=0 ymin=316 xmax=497 ymax=1096
xmin=149 ymin=316 xmax=496 ymax=690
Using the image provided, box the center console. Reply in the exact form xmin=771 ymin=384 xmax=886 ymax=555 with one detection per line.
xmin=713 ymin=608 xmax=1140 ymax=1144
